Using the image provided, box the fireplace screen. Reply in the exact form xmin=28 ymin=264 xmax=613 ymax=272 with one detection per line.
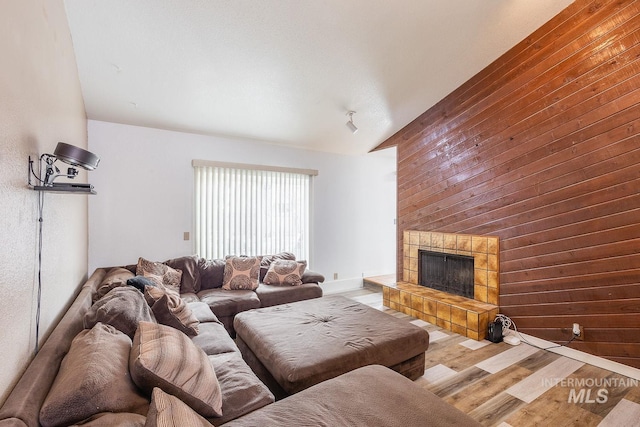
xmin=418 ymin=250 xmax=474 ymax=298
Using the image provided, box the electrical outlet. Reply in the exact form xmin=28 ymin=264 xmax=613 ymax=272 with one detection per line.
xmin=572 ymin=323 xmax=584 ymax=340
xmin=333 ymin=273 xmax=338 ymax=280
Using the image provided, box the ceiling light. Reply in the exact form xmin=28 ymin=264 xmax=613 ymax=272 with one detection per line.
xmin=346 ymin=111 xmax=358 ymax=133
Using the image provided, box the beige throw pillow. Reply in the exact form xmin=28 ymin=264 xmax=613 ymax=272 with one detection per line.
xmin=136 ymin=257 xmax=182 ymax=295
xmin=129 ymin=322 xmax=223 ymax=418
xmin=222 ymin=256 xmax=262 ymax=290
xmin=263 ymin=259 xmax=307 ymax=286
xmin=40 ymin=323 xmax=149 ymax=427
xmin=145 ymin=388 xmax=212 ymax=427
xmin=143 ymin=286 xmax=199 ymax=336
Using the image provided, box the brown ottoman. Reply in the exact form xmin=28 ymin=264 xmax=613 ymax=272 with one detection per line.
xmin=234 ymin=295 xmax=430 ymax=398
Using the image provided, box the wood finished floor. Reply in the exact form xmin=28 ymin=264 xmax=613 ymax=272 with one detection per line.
xmin=339 ymin=288 xmax=640 ymax=427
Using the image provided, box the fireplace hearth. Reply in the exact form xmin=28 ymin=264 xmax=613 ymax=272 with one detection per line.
xmin=418 ymin=250 xmax=474 ymax=298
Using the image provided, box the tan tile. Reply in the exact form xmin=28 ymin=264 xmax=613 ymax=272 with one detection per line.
xmin=457 ymin=235 xmax=471 ymax=252
xmin=431 ymin=232 xmax=444 ymax=249
xmin=487 ymin=236 xmax=499 ymax=255
xmin=409 ymin=270 xmax=418 ymax=284
xmin=451 ymin=323 xmax=466 ymax=336
xmin=389 ymin=301 xmax=399 ymax=311
xmin=403 ymin=230 xmax=410 ymax=244
xmin=423 ymin=298 xmax=437 ymax=316
xmin=403 ymin=243 xmax=409 ymax=257
xmin=411 ymin=309 xmax=422 ymax=318
xmin=437 ymin=302 xmax=451 ymax=321
xmin=423 ymin=314 xmax=437 ymax=324
xmin=488 ymin=271 xmax=499 ymax=289
xmin=451 ymin=306 xmax=467 ymax=327
xmin=475 ymin=285 xmax=488 ymax=303
xmin=436 ymin=318 xmax=451 ymax=331
xmin=488 ymin=287 xmax=499 ymax=306
xmin=466 ymin=329 xmax=480 ymax=340
xmin=403 ymin=257 xmax=410 ymax=271
xmin=400 ymin=305 xmax=412 ymax=316
xmin=411 ymin=294 xmax=423 ymax=311
xmin=409 ymin=257 xmax=418 ymax=272
xmin=474 ymin=269 xmax=488 ymax=286
xmin=474 ymin=253 xmax=488 ymax=270
xmin=478 ymin=312 xmax=489 ymax=337
xmin=467 ymin=311 xmax=479 ymax=331
xmin=472 ymin=236 xmax=488 ymax=253
xmin=389 ymin=289 xmax=400 ymax=304
xmin=409 ymin=231 xmax=420 ymax=245
xmin=400 ymin=291 xmax=412 ymax=307
xmin=419 ymin=231 xmax=431 ymax=247
xmin=383 ymin=287 xmax=389 ymax=300
xmin=409 ymin=245 xmax=418 ymax=258
xmin=444 ymin=234 xmax=457 ymax=250
xmin=488 ymin=254 xmax=499 ymax=271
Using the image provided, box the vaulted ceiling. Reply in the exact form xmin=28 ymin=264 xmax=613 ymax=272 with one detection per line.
xmin=64 ymin=0 xmax=573 ymax=154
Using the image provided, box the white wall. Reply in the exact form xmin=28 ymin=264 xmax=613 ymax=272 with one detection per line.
xmin=0 ymin=0 xmax=88 ymax=404
xmin=88 ymin=121 xmax=396 ymax=291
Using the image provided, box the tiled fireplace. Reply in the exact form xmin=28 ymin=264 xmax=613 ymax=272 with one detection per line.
xmin=382 ymin=230 xmax=500 ymax=340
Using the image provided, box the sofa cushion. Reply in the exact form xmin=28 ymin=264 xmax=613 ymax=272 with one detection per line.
xmin=198 ymin=258 xmax=226 ymax=290
xmin=259 ymin=252 xmax=296 ymax=282
xmin=255 ymin=282 xmax=322 ymax=308
xmin=143 ymin=286 xmax=199 ymax=336
xmin=146 ymin=388 xmax=211 ymax=427
xmin=207 ymin=352 xmax=274 ymax=426
xmin=196 ymin=288 xmax=261 ymax=317
xmin=222 ymin=256 xmax=262 ymax=290
xmin=187 ymin=301 xmax=220 ymax=323
xmin=71 ymin=412 xmax=146 ymax=426
xmin=94 ymin=267 xmax=135 ymax=302
xmin=84 ymin=286 xmax=155 ymax=339
xmin=300 ymin=269 xmax=325 ymax=284
xmin=40 ymin=323 xmax=149 ymax=427
xmin=163 ymin=255 xmax=202 ymax=294
xmin=129 ymin=322 xmax=223 ymax=418
xmin=136 ymin=257 xmax=182 ymax=295
xmin=191 ymin=321 xmax=240 ymax=356
xmin=218 ymin=365 xmax=482 ymax=427
xmin=263 ymin=260 xmax=307 ymax=286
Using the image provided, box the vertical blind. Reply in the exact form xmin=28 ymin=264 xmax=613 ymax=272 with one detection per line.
xmin=193 ymin=161 xmax=314 ymax=260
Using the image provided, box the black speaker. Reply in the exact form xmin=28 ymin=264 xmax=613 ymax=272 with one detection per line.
xmin=487 ymin=318 xmax=503 ymax=343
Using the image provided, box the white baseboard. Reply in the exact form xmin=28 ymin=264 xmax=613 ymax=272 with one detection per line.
xmin=321 ymin=278 xmax=363 ymax=295
xmin=518 ymin=332 xmax=640 ymax=381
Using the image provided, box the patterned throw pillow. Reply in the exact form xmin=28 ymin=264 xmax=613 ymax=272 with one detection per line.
xmin=145 ymin=388 xmax=212 ymax=427
xmin=143 ymin=286 xmax=199 ymax=336
xmin=222 ymin=256 xmax=262 ymax=290
xmin=136 ymin=257 xmax=182 ymax=295
xmin=129 ymin=322 xmax=223 ymax=418
xmin=263 ymin=260 xmax=307 ymax=286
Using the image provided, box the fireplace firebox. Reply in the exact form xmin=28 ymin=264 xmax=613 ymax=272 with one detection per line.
xmin=418 ymin=250 xmax=474 ymax=298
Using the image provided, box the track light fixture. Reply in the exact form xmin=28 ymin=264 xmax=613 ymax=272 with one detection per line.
xmin=28 ymin=142 xmax=100 ymax=194
xmin=346 ymin=111 xmax=358 ymax=134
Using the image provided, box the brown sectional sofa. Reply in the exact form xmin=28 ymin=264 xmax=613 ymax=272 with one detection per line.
xmin=0 ymin=254 xmax=481 ymax=426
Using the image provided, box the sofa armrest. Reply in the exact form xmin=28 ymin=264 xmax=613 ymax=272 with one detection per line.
xmin=301 ymin=270 xmax=324 ymax=284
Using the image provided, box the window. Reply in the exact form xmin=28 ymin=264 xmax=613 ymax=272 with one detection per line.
xmin=193 ymin=160 xmax=316 ymax=260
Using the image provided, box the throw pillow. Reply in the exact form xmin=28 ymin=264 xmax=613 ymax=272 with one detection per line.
xmin=70 ymin=412 xmax=146 ymax=426
xmin=163 ymin=255 xmax=201 ymax=294
xmin=84 ymin=286 xmax=155 ymax=339
xmin=145 ymin=388 xmax=212 ymax=427
xmin=40 ymin=323 xmax=149 ymax=427
xmin=136 ymin=257 xmax=182 ymax=296
xmin=94 ymin=267 xmax=135 ymax=302
xmin=144 ymin=286 xmax=199 ymax=336
xmin=259 ymin=251 xmax=296 ymax=281
xmin=263 ymin=259 xmax=307 ymax=286
xmin=222 ymin=256 xmax=262 ymax=290
xmin=129 ymin=322 xmax=223 ymax=418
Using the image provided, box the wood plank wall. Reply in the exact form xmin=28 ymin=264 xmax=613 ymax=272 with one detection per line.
xmin=374 ymin=0 xmax=640 ymax=369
